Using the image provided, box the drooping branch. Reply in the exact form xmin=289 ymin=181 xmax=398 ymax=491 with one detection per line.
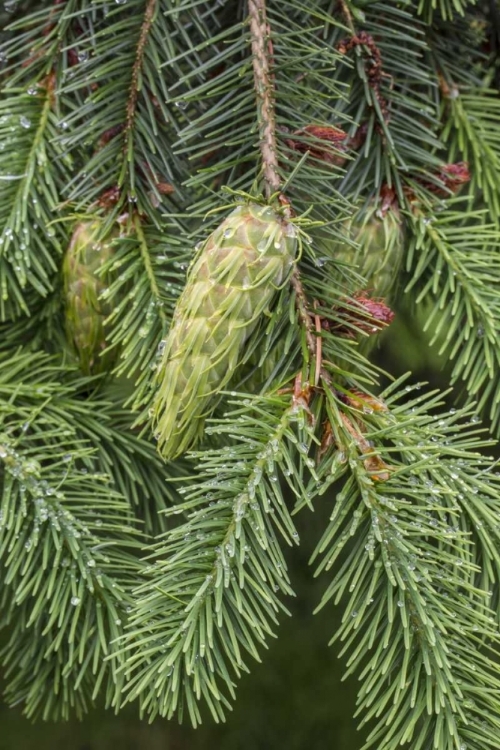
xmin=248 ymin=0 xmax=280 ymax=197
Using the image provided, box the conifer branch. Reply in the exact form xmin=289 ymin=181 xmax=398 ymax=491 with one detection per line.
xmin=2 ymin=0 xmax=500 ymax=735
xmin=0 ymin=354 xmax=145 ymax=718
xmin=405 ymin=198 xmax=500 ymax=431
xmin=120 ymin=393 xmax=318 ymax=722
xmin=310 ymin=382 xmax=500 ymax=750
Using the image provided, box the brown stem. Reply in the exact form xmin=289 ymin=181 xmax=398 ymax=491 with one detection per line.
xmin=123 ymin=0 xmax=158 ymax=161
xmin=248 ymin=0 xmax=280 ymax=198
xmin=248 ymin=0 xmax=331 ymax=387
xmin=290 ymin=270 xmax=332 ymax=388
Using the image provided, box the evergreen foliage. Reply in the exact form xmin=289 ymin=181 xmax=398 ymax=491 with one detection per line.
xmin=1 ymin=0 xmax=500 ymax=748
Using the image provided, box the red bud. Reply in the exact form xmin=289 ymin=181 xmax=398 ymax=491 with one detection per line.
xmin=329 ymin=292 xmax=395 ymax=338
xmin=284 ymin=124 xmax=348 ymax=166
xmin=439 ymin=162 xmax=471 ymax=193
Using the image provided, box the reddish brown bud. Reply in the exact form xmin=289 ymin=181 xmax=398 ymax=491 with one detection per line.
xmin=156 ymin=182 xmax=175 ymax=195
xmin=98 ymin=186 xmax=121 ymax=208
xmin=406 ymin=162 xmax=471 ymax=201
xmin=284 ymin=124 xmax=348 ymax=166
xmin=330 ymin=292 xmax=395 ymax=338
xmin=439 ymin=162 xmax=470 ymax=193
xmin=352 ymin=292 xmax=395 ymax=330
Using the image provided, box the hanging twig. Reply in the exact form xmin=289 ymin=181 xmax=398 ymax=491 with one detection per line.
xmin=249 ymin=0 xmax=280 ymax=198
xmin=124 ymin=0 xmax=158 ymax=154
xmin=249 ymin=0 xmax=334 ymax=387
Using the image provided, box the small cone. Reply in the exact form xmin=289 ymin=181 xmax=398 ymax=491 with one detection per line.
xmin=63 ymin=220 xmax=116 ymax=376
xmin=334 ymin=202 xmax=404 ymax=298
xmin=153 ymin=203 xmax=297 ymax=459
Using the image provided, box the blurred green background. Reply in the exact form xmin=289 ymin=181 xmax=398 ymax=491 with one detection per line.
xmin=0 ymin=302 xmax=456 ymax=750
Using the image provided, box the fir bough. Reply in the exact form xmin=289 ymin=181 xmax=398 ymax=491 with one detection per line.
xmin=1 ymin=1 xmax=500 ymax=748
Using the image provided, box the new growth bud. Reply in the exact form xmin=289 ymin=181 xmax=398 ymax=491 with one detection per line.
xmin=332 ymin=200 xmax=404 ymax=299
xmin=329 ymin=292 xmax=395 ymax=339
xmin=63 ymin=220 xmax=117 ymax=376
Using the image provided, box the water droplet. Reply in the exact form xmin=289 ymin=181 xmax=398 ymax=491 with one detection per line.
xmin=71 ymin=596 xmax=81 ymax=606
xmin=77 ymin=50 xmax=89 ymax=63
xmin=257 ymin=239 xmax=268 ymax=253
xmin=27 ymin=86 xmax=38 ymax=96
xmin=19 ymin=116 xmax=31 ymax=129
xmin=175 ymin=99 xmax=187 ymax=110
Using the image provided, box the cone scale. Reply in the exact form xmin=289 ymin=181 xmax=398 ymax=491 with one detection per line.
xmin=152 ymin=203 xmax=297 ymax=459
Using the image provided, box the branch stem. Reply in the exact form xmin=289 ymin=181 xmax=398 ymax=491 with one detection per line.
xmin=290 ymin=270 xmax=332 ymax=388
xmin=121 ymin=0 xmax=158 ymax=188
xmin=248 ymin=0 xmax=331 ymax=389
xmin=248 ymin=0 xmax=280 ymax=198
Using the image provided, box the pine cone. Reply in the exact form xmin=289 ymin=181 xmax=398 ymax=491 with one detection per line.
xmin=334 ymin=202 xmax=404 ymax=298
xmin=153 ymin=203 xmax=297 ymax=459
xmin=63 ymin=220 xmax=116 ymax=376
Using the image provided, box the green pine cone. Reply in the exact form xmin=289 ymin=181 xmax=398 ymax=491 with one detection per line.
xmin=335 ymin=203 xmax=404 ymax=298
xmin=63 ymin=220 xmax=116 ymax=376
xmin=153 ymin=203 xmax=297 ymax=459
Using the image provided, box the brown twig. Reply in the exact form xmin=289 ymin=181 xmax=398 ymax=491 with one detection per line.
xmin=124 ymin=0 xmax=158 ymax=158
xmin=248 ymin=0 xmax=281 ymax=197
xmin=248 ymin=0 xmax=322 ymax=371
xmin=337 ymin=31 xmax=391 ymax=121
xmin=248 ymin=0 xmax=336 ymax=393
xmin=290 ymin=270 xmax=332 ymax=388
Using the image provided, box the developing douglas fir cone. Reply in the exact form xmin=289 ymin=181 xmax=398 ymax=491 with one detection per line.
xmin=63 ymin=220 xmax=116 ymax=376
xmin=152 ymin=203 xmax=297 ymax=459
